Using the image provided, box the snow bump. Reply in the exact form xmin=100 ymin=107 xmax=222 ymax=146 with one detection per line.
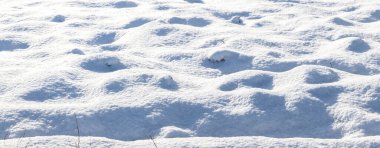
xmin=168 ymin=17 xmax=211 ymax=27
xmin=0 ymin=39 xmax=29 ymax=51
xmin=219 ymin=73 xmax=273 ymax=91
xmin=123 ymin=18 xmax=151 ymax=29
xmin=346 ymin=37 xmax=370 ymax=53
xmin=80 ymin=56 xmax=127 ymax=73
xmin=157 ymin=126 xmax=194 ymax=138
xmin=22 ymin=80 xmax=83 ymax=102
xmin=51 ymin=15 xmax=66 ymax=23
xmin=89 ymin=32 xmax=117 ymax=45
xmin=304 ymin=68 xmax=339 ymax=84
xmin=331 ymin=17 xmax=353 ymax=26
xmin=204 ymin=49 xmax=253 ymax=74
xmin=113 ymin=1 xmax=138 ymax=8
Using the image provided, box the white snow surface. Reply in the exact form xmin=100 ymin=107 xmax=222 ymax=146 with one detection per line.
xmin=1 ymin=0 xmax=380 ymax=147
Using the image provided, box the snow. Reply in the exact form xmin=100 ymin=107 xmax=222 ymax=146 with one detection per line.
xmin=3 ymin=136 xmax=380 ymax=147
xmin=1 ymin=0 xmax=380 ymax=147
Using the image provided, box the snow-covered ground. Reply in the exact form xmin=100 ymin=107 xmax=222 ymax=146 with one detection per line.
xmin=1 ymin=0 xmax=380 ymax=147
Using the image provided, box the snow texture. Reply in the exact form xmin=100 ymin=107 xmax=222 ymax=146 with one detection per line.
xmin=1 ymin=0 xmax=380 ymax=147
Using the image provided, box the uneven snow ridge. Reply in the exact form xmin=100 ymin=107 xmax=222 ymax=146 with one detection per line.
xmin=1 ymin=0 xmax=380 ymax=147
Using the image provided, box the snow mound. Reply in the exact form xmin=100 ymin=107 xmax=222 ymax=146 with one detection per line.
xmin=113 ymin=1 xmax=138 ymax=8
xmin=22 ymin=80 xmax=83 ymax=102
xmin=204 ymin=49 xmax=253 ymax=74
xmin=67 ymin=48 xmax=85 ymax=55
xmin=124 ymin=18 xmax=151 ymax=29
xmin=231 ymin=16 xmax=243 ymax=25
xmin=346 ymin=37 xmax=371 ymax=53
xmin=168 ymin=17 xmax=211 ymax=27
xmin=157 ymin=126 xmax=194 ymax=138
xmin=89 ymin=32 xmax=117 ymax=45
xmin=103 ymin=73 xmax=178 ymax=93
xmin=360 ymin=9 xmax=380 ymax=23
xmin=80 ymin=56 xmax=127 ymax=73
xmin=184 ymin=0 xmax=203 ymax=4
xmin=51 ymin=15 xmax=66 ymax=23
xmin=155 ymin=75 xmax=178 ymax=90
xmin=0 ymin=39 xmax=29 ymax=51
xmin=219 ymin=73 xmax=273 ymax=91
xmin=303 ymin=67 xmax=340 ymax=84
xmin=331 ymin=17 xmax=353 ymax=26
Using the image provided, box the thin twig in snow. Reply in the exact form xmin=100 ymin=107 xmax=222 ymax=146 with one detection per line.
xmin=3 ymin=132 xmax=9 ymax=147
xmin=16 ymin=131 xmax=26 ymax=148
xmin=75 ymin=114 xmax=81 ymax=148
xmin=149 ymin=135 xmax=158 ymax=148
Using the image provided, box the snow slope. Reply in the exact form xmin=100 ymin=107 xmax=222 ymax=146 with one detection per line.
xmin=1 ymin=0 xmax=380 ymax=147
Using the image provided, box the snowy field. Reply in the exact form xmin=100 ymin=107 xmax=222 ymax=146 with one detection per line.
xmin=1 ymin=0 xmax=380 ymax=147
